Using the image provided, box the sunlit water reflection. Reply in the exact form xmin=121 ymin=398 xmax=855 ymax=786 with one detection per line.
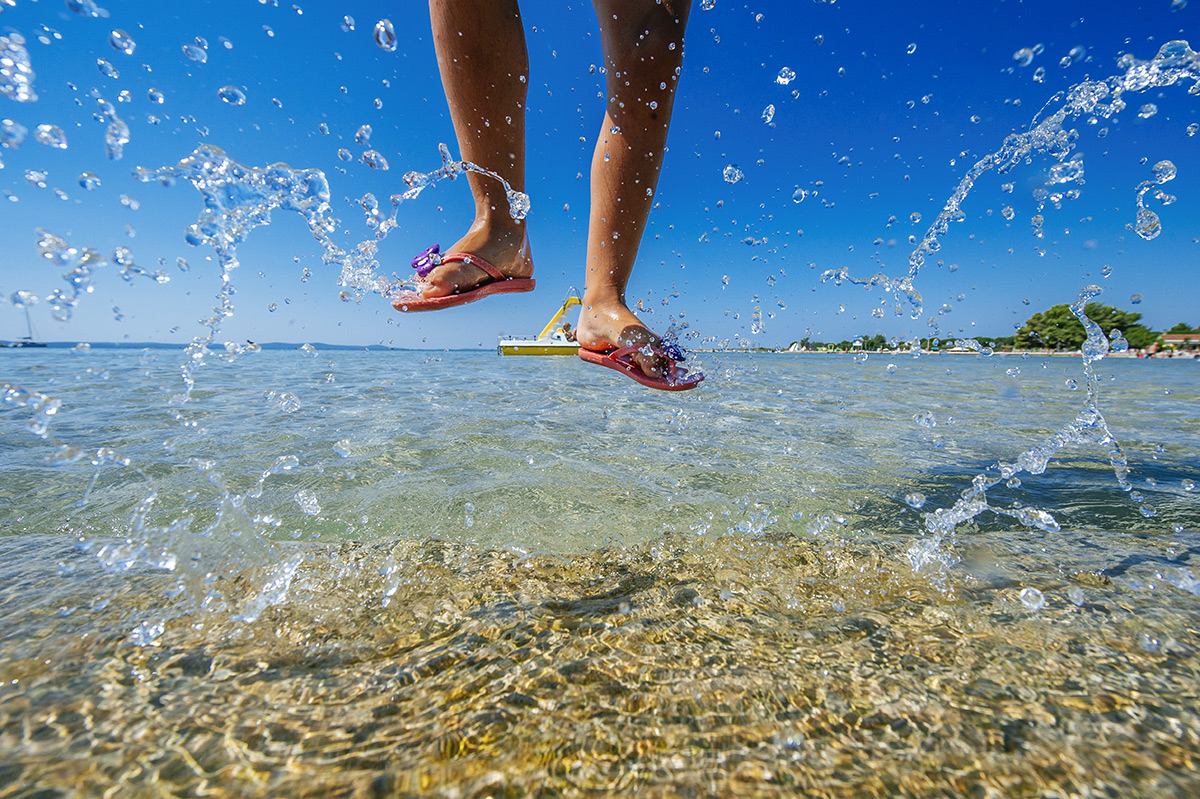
xmin=2 ymin=350 xmax=1198 ymax=797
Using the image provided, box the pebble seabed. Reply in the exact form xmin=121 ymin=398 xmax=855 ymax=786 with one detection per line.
xmin=2 ymin=528 xmax=1197 ymax=799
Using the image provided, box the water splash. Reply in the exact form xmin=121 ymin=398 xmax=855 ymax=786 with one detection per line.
xmin=909 ymin=285 xmax=1140 ymax=575
xmin=824 ymin=40 xmax=1200 ymax=320
xmin=0 ymin=31 xmax=37 ymax=103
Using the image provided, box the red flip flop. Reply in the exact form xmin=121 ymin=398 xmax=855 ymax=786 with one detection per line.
xmin=391 ymin=252 xmax=535 ymax=312
xmin=578 ymin=344 xmax=704 ymax=391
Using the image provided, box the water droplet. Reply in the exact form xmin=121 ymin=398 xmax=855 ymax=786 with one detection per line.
xmin=318 ymin=122 xmax=329 ymax=135
xmin=278 ymin=392 xmax=301 ymax=413
xmin=1130 ymin=293 xmax=1143 ymax=304
xmin=34 ymin=124 xmax=67 ymax=149
xmin=294 ymin=489 xmax=320 ymax=515
xmin=1152 ymin=159 xmax=1177 ymax=183
xmin=913 ymin=410 xmax=936 ymax=428
xmin=1000 ymin=205 xmax=1015 ymax=220
xmin=374 ymin=19 xmax=397 ymax=52
xmin=700 ymin=0 xmax=716 ymax=9
xmin=1100 ymin=263 xmax=1113 ymax=278
xmin=791 ymin=188 xmax=807 ymax=203
xmin=761 ymin=104 xmax=775 ymax=124
xmin=218 ymin=85 xmax=246 ymax=105
xmin=355 ymin=124 xmax=372 ymax=144
xmin=904 ymin=491 xmax=926 ymax=509
xmin=1134 ymin=209 xmax=1161 ymax=240
xmin=147 ymin=87 xmax=164 ymax=104
xmin=813 ymin=34 xmax=824 ymax=45
xmin=775 ymin=67 xmax=796 ymax=86
xmin=1 ymin=118 xmax=28 ymax=148
xmin=1067 ymin=587 xmax=1085 ymax=606
xmin=337 ymin=148 xmax=352 ymax=162
xmin=722 ymin=164 xmax=744 ymax=184
xmin=182 ymin=44 xmax=208 ymax=63
xmin=1019 ymin=587 xmax=1045 ymax=610
xmin=1138 ymin=103 xmax=1158 ymax=119
xmin=78 ymin=172 xmax=100 ymax=190
xmin=340 ymin=15 xmax=356 ymax=32
xmin=333 ymin=439 xmax=352 ymax=457
xmin=361 ymin=150 xmax=389 ymax=170
xmin=1182 ymin=478 xmax=1195 ymax=491
xmin=1065 ymin=378 xmax=1078 ymax=390
xmin=1187 ymin=123 xmax=1199 ymax=137
xmin=1171 ymin=0 xmax=1188 ymax=10
xmin=108 ymin=29 xmax=135 ymax=55
xmin=906 ymin=43 xmax=917 ymax=55
xmin=96 ymin=58 xmax=119 ymax=79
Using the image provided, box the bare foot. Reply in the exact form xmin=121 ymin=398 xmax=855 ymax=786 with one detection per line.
xmin=575 ymin=296 xmax=673 ymax=380
xmin=417 ymin=224 xmax=533 ymax=298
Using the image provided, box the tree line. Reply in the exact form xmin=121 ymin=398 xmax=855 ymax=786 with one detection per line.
xmin=786 ymin=303 xmax=1195 ymax=353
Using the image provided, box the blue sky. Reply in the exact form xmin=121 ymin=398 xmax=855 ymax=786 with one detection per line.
xmin=1 ymin=0 xmax=1197 ymax=348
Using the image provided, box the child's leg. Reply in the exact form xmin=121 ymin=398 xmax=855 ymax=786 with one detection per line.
xmin=422 ymin=0 xmax=534 ymax=298
xmin=576 ymin=0 xmax=691 ymax=377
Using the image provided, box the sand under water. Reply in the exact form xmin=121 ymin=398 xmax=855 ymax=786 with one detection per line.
xmin=2 ymin=351 xmax=1198 ymax=798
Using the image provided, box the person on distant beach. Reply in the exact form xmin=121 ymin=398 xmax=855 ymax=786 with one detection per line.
xmin=393 ymin=0 xmax=702 ymax=391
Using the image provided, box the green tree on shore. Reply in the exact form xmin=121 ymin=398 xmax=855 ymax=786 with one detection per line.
xmin=1015 ymin=303 xmax=1157 ymax=350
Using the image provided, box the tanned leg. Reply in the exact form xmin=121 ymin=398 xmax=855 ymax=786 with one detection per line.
xmin=575 ymin=0 xmax=692 ymax=378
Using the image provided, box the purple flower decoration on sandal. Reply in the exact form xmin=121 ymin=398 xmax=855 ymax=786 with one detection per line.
xmin=660 ymin=338 xmax=687 ymax=362
xmin=411 ymin=244 xmax=442 ymax=278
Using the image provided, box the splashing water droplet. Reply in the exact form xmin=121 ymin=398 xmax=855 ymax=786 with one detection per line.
xmin=904 ymin=491 xmax=926 ymax=509
xmin=355 ymin=124 xmax=372 ymax=145
xmin=278 ymin=392 xmax=301 ymax=413
xmin=700 ymin=0 xmax=716 ymax=9
xmin=361 ymin=150 xmax=389 ymax=170
xmin=78 ymin=172 xmax=100 ymax=190
xmin=374 ymin=19 xmax=397 ymax=52
xmin=333 ymin=439 xmax=352 ymax=457
xmin=906 ymin=43 xmax=917 ymax=55
xmin=337 ymin=148 xmax=352 ymax=162
xmin=96 ymin=58 xmax=119 ymax=79
xmin=34 ymin=124 xmax=68 ymax=149
xmin=722 ymin=164 xmax=744 ymax=184
xmin=294 ymin=489 xmax=320 ymax=515
xmin=0 ymin=33 xmax=38 ymax=103
xmin=340 ymin=15 xmax=356 ymax=32
xmin=182 ymin=44 xmax=207 ymax=63
xmin=1187 ymin=123 xmax=1199 ymax=137
xmin=1152 ymin=159 xmax=1177 ymax=183
xmin=761 ymin=104 xmax=775 ymax=124
xmin=1138 ymin=103 xmax=1158 ymax=119
xmin=1013 ymin=47 xmax=1035 ymax=67
xmin=108 ymin=29 xmax=135 ymax=55
xmin=1019 ymin=587 xmax=1046 ymax=610
xmin=1067 ymin=587 xmax=1085 ymax=606
xmin=217 ymin=85 xmax=246 ymax=105
xmin=775 ymin=67 xmax=796 ymax=86
xmin=792 ymin=188 xmax=807 ymax=203
xmin=1130 ymin=293 xmax=1144 ymax=304
xmin=1134 ymin=210 xmax=1161 ymax=240
xmin=147 ymin=87 xmax=164 ymax=104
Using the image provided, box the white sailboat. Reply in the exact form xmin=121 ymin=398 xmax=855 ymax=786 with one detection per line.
xmin=1 ymin=307 xmax=47 ymax=348
xmin=497 ymin=290 xmax=581 ymax=356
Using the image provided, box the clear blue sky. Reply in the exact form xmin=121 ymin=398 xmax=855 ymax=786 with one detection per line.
xmin=2 ymin=0 xmax=1197 ymax=348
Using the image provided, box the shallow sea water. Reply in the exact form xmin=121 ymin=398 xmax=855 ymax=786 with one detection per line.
xmin=2 ymin=350 xmax=1199 ymax=797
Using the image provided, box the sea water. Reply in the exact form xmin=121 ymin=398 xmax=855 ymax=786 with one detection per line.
xmin=2 ymin=349 xmax=1199 ymax=796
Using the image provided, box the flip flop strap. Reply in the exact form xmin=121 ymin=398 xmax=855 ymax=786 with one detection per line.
xmin=441 ymin=252 xmax=505 ymax=282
